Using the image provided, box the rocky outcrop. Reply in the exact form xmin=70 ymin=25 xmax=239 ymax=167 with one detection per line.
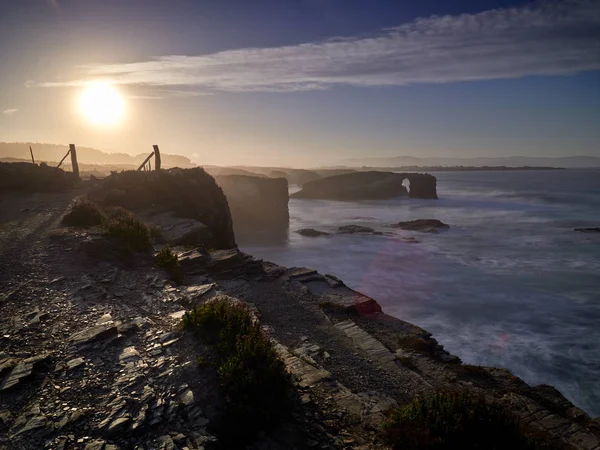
xmin=297 ymin=228 xmax=330 ymax=237
xmin=405 ymin=173 xmax=438 ymax=199
xmin=90 ymin=168 xmax=235 ymax=249
xmin=575 ymin=228 xmax=600 ymax=233
xmin=214 ymin=175 xmax=289 ymax=237
xmin=291 ymin=171 xmax=438 ymax=201
xmin=337 ymin=225 xmax=383 ymax=235
xmin=391 ymin=219 xmax=450 ymax=233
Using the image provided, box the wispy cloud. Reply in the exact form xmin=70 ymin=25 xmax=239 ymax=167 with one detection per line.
xmin=34 ymin=0 xmax=600 ymax=93
xmin=3 ymin=109 xmax=18 ymax=116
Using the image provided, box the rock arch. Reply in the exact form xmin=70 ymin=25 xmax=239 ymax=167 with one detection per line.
xmin=398 ymin=173 xmax=438 ymax=199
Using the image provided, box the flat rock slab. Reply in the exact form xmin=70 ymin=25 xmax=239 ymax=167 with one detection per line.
xmin=66 ymin=357 xmax=85 ymax=371
xmin=184 ymin=283 xmax=216 ymax=300
xmin=322 ymin=287 xmax=382 ymax=316
xmin=274 ymin=343 xmax=331 ymax=388
xmin=1 ymin=355 xmax=50 ymax=391
xmin=334 ymin=320 xmax=398 ymax=371
xmin=69 ymin=324 xmax=118 ymax=347
xmin=147 ymin=212 xmax=211 ymax=246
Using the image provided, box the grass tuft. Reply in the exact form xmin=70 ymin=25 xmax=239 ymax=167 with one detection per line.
xmin=183 ymin=298 xmax=293 ymax=446
xmin=383 ymin=392 xmax=539 ymax=450
xmin=154 ymin=247 xmax=183 ymax=283
xmin=62 ymin=198 xmax=104 ymax=227
xmin=102 ymin=206 xmax=153 ymax=251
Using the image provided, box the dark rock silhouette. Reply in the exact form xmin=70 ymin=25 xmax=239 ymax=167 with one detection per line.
xmin=90 ymin=168 xmax=236 ymax=249
xmin=575 ymin=227 xmax=600 ymax=233
xmin=391 ymin=219 xmax=450 ymax=233
xmin=0 ymin=162 xmax=77 ymax=193
xmin=215 ymin=175 xmax=289 ymax=237
xmin=297 ymin=228 xmax=330 ymax=237
xmin=337 ymin=225 xmax=383 ymax=235
xmin=291 ymin=171 xmax=437 ymax=201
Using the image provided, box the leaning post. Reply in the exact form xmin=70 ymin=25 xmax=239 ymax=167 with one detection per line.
xmin=29 ymin=146 xmax=36 ymax=164
xmin=69 ymin=144 xmax=80 ymax=179
xmin=153 ymin=145 xmax=161 ymax=170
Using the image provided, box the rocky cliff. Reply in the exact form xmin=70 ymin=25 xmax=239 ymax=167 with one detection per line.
xmin=214 ymin=175 xmax=289 ymax=237
xmin=291 ymin=171 xmax=438 ymax=201
xmin=1 ymin=173 xmax=599 ymax=450
xmin=89 ymin=168 xmax=236 ymax=249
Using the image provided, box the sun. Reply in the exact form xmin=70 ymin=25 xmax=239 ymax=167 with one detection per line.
xmin=79 ymin=82 xmax=125 ymax=126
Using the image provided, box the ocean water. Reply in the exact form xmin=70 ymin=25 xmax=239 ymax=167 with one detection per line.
xmin=241 ymin=169 xmax=600 ymax=417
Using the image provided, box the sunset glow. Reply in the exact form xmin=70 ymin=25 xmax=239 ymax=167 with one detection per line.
xmin=79 ymin=82 xmax=125 ymax=126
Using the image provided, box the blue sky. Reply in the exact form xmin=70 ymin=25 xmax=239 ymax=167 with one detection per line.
xmin=0 ymin=0 xmax=599 ymax=166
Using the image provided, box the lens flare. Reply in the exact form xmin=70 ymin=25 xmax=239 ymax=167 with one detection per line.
xmin=79 ymin=82 xmax=125 ymax=126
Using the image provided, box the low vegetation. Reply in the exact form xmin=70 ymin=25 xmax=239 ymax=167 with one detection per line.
xmin=62 ymin=198 xmax=153 ymax=252
xmin=383 ymin=392 xmax=539 ymax=450
xmin=0 ymin=161 xmax=77 ymax=193
xmin=154 ymin=247 xmax=183 ymax=283
xmin=103 ymin=206 xmax=153 ymax=251
xmin=183 ymin=297 xmax=294 ymax=446
xmin=62 ymin=198 xmax=104 ymax=227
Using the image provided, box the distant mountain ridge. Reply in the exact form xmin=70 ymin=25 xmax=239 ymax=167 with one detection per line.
xmin=338 ymin=155 xmax=600 ymax=168
xmin=0 ymin=142 xmax=196 ymax=168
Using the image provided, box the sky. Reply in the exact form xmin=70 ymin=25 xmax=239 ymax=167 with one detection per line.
xmin=0 ymin=0 xmax=599 ymax=167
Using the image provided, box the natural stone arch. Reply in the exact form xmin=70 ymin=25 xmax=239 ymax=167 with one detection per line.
xmin=397 ymin=173 xmax=438 ymax=199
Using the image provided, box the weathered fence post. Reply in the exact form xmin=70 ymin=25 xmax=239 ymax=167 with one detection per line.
xmin=57 ymin=148 xmax=71 ymax=169
xmin=69 ymin=144 xmax=80 ymax=179
xmin=137 ymin=151 xmax=155 ymax=171
xmin=153 ymin=145 xmax=161 ymax=170
xmin=29 ymin=146 xmax=35 ymax=164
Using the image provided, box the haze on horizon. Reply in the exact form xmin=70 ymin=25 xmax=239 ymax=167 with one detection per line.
xmin=0 ymin=0 xmax=599 ymax=168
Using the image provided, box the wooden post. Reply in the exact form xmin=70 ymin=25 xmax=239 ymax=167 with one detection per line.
xmin=56 ymin=149 xmax=71 ymax=169
xmin=137 ymin=151 xmax=155 ymax=171
xmin=148 ymin=160 xmax=152 ymax=171
xmin=29 ymin=146 xmax=35 ymax=164
xmin=153 ymin=145 xmax=161 ymax=170
xmin=69 ymin=144 xmax=80 ymax=178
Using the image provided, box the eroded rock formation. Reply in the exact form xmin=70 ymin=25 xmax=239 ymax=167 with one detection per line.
xmin=90 ymin=168 xmax=236 ymax=249
xmin=291 ymin=171 xmax=438 ymax=201
xmin=214 ymin=175 xmax=289 ymax=237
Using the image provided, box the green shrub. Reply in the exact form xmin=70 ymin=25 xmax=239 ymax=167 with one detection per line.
xmin=383 ymin=392 xmax=538 ymax=450
xmin=183 ymin=298 xmax=293 ymax=446
xmin=102 ymin=207 xmax=152 ymax=251
xmin=62 ymin=198 xmax=104 ymax=227
xmin=154 ymin=247 xmax=183 ymax=282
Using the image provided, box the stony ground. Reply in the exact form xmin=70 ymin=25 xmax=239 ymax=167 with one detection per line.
xmin=1 ymin=189 xmax=600 ymax=450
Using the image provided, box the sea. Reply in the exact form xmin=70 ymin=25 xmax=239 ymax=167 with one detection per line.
xmin=241 ymin=169 xmax=600 ymax=417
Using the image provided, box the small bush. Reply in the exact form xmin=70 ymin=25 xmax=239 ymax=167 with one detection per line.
xmin=154 ymin=247 xmax=183 ymax=282
xmin=62 ymin=198 xmax=104 ymax=227
xmin=183 ymin=298 xmax=293 ymax=446
xmin=397 ymin=335 xmax=435 ymax=354
xmin=383 ymin=392 xmax=538 ymax=450
xmin=103 ymin=207 xmax=152 ymax=251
